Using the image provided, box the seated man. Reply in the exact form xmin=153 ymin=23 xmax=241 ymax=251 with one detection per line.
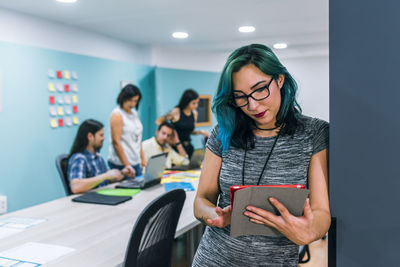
xmin=142 ymin=121 xmax=189 ymax=168
xmin=68 ymin=119 xmax=125 ymax=194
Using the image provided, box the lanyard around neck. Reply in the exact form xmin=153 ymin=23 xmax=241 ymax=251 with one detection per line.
xmin=241 ymin=131 xmax=281 ymax=186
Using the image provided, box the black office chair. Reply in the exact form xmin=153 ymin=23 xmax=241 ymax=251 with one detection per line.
xmin=55 ymin=154 xmax=72 ymax=196
xmin=122 ymin=189 xmax=186 ymax=267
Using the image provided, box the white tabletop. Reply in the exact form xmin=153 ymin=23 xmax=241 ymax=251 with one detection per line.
xmin=0 ymin=180 xmax=200 ymax=267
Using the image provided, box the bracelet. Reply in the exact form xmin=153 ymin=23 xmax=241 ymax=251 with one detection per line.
xmin=175 ymin=142 xmax=182 ymax=146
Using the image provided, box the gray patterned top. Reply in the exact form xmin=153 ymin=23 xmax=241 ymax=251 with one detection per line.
xmin=192 ymin=115 xmax=329 ymax=267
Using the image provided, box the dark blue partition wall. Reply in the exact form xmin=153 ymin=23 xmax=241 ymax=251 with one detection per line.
xmin=330 ymin=0 xmax=400 ymax=265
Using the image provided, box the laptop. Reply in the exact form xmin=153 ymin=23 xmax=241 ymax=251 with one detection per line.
xmin=116 ymin=152 xmax=168 ymax=189
xmin=167 ymin=148 xmax=205 ymax=171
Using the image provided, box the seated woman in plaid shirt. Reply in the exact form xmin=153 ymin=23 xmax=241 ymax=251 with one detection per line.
xmin=67 ymin=119 xmax=127 ymax=194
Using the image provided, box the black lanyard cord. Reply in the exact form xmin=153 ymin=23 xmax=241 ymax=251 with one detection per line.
xmin=242 ymin=131 xmax=281 ymax=186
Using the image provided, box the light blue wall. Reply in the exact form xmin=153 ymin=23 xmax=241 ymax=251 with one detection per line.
xmin=0 ymin=42 xmax=222 ymax=212
xmin=0 ymin=41 xmax=155 ymax=212
xmin=154 ymin=67 xmax=220 ymax=148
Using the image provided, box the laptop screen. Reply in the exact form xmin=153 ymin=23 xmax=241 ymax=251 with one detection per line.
xmin=143 ymin=152 xmax=168 ymax=182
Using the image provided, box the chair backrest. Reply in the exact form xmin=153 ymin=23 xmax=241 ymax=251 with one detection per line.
xmin=123 ymin=189 xmax=186 ymax=267
xmin=55 ymin=154 xmax=72 ymax=196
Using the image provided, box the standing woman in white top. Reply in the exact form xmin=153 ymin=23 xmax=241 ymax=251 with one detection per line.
xmin=108 ymin=84 xmax=147 ymax=177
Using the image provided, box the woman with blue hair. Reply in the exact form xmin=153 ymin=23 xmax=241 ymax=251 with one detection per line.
xmin=193 ymin=44 xmax=330 ymax=266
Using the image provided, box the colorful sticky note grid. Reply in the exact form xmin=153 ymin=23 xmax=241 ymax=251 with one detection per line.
xmin=49 ymin=96 xmax=55 ymax=104
xmin=71 ymin=84 xmax=78 ymax=92
xmin=58 ymin=118 xmax=64 ymax=127
xmin=49 ymin=106 xmax=57 ymax=116
xmin=64 ymin=84 xmax=70 ymax=92
xmin=48 ymin=83 xmax=55 ymax=92
xmin=50 ymin=119 xmax=57 ymax=128
xmin=56 ymin=83 xmax=63 ymax=92
xmin=64 ymin=71 xmax=71 ymax=80
xmin=65 ymin=106 xmax=72 ymax=115
xmin=64 ymin=95 xmax=71 ymax=104
xmin=73 ymin=116 xmax=79 ymax=125
xmin=72 ymin=95 xmax=78 ymax=103
xmin=57 ymin=107 xmax=64 ymax=116
xmin=48 ymin=69 xmax=55 ymax=78
xmin=71 ymin=71 xmax=78 ymax=80
xmin=65 ymin=117 xmax=72 ymax=127
xmin=56 ymin=70 xmax=63 ymax=79
xmin=73 ymin=105 xmax=78 ymax=113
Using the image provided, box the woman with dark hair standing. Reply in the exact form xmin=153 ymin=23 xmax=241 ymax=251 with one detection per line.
xmin=108 ymin=84 xmax=146 ymax=178
xmin=156 ymin=89 xmax=209 ymax=158
xmin=192 ymin=44 xmax=330 ymax=266
xmin=68 ymin=119 xmax=124 ymax=194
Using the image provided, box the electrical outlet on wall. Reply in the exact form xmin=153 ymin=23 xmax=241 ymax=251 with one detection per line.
xmin=0 ymin=195 xmax=7 ymax=214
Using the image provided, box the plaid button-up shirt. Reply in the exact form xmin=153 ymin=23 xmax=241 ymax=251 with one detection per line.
xmin=68 ymin=149 xmax=109 ymax=188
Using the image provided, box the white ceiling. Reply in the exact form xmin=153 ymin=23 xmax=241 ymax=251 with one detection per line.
xmin=0 ymin=0 xmax=329 ymax=57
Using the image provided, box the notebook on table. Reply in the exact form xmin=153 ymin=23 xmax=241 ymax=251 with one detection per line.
xmin=167 ymin=148 xmax=204 ymax=171
xmin=72 ymin=192 xmax=132 ymax=205
xmin=116 ymin=152 xmax=168 ymax=189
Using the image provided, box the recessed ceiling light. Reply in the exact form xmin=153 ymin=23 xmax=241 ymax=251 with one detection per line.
xmin=273 ymin=43 xmax=288 ymax=49
xmin=172 ymin=32 xmax=188 ymax=39
xmin=238 ymin=26 xmax=255 ymax=33
xmin=56 ymin=0 xmax=77 ymax=3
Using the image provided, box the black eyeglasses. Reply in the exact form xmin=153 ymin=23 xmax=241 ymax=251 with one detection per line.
xmin=232 ymin=77 xmax=274 ymax=107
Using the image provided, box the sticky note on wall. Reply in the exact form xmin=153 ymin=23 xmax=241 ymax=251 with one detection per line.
xmin=65 ymin=117 xmax=72 ymax=126
xmin=72 ymin=95 xmax=78 ymax=103
xmin=64 ymin=95 xmax=71 ymax=104
xmin=73 ymin=117 xmax=79 ymax=125
xmin=56 ymin=83 xmax=63 ymax=92
xmin=71 ymin=84 xmax=78 ymax=92
xmin=65 ymin=106 xmax=72 ymax=115
xmin=49 ymin=106 xmax=57 ymax=116
xmin=57 ymin=95 xmax=64 ymax=104
xmin=64 ymin=71 xmax=71 ymax=80
xmin=49 ymin=96 xmax=55 ymax=104
xmin=50 ymin=119 xmax=57 ymax=128
xmin=57 ymin=107 xmax=64 ymax=116
xmin=48 ymin=83 xmax=55 ymax=92
xmin=48 ymin=69 xmax=55 ymax=78
xmin=71 ymin=71 xmax=78 ymax=80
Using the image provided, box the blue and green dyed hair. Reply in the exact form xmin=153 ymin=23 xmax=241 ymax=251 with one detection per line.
xmin=213 ymin=44 xmax=302 ymax=152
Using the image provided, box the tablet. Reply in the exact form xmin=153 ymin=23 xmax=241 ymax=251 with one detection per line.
xmin=230 ymin=184 xmax=306 ymax=207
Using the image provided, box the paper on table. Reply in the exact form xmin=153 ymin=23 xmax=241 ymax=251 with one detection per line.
xmin=230 ymin=186 xmax=309 ymax=238
xmin=0 ymin=227 xmax=23 ymax=239
xmin=0 ymin=242 xmax=75 ymax=264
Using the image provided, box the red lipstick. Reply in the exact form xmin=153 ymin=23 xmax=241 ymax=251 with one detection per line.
xmin=254 ymin=111 xmax=266 ymax=118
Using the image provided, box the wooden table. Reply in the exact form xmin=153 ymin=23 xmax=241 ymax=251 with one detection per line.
xmin=0 ymin=180 xmax=200 ymax=266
